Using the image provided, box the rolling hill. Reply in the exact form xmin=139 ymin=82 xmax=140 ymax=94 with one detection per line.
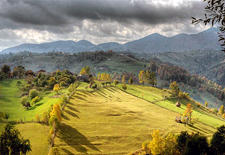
xmin=1 ymin=79 xmax=225 ymax=154
xmin=1 ymin=27 xmax=221 ymax=54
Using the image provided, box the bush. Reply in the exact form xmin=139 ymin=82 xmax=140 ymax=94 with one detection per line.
xmin=20 ymin=96 xmax=28 ymax=106
xmin=178 ymin=92 xmax=190 ymax=100
xmin=68 ymin=83 xmax=75 ymax=93
xmin=42 ymin=111 xmax=49 ymax=124
xmin=101 ymin=82 xmax=105 ymax=87
xmin=145 ymin=130 xmax=178 ymax=155
xmin=122 ymin=84 xmax=127 ymax=91
xmin=3 ymin=111 xmax=9 ymax=119
xmin=29 ymin=89 xmax=38 ymax=100
xmin=114 ymin=80 xmax=119 ymax=86
xmin=48 ymin=147 xmax=60 ymax=155
xmin=60 ymin=81 xmax=67 ymax=87
xmin=61 ymin=95 xmax=68 ymax=103
xmin=21 ymin=84 xmax=31 ymax=91
xmin=31 ymin=96 xmax=40 ymax=106
xmin=92 ymin=83 xmax=97 ymax=90
xmin=35 ymin=114 xmax=41 ymax=123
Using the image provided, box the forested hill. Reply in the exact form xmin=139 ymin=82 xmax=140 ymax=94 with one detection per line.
xmin=1 ymin=50 xmax=225 ymax=108
xmin=1 ymin=27 xmax=220 ymax=54
xmin=143 ymin=49 xmax=225 ymax=86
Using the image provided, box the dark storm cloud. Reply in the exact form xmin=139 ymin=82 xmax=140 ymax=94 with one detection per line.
xmin=0 ymin=0 xmax=204 ymax=32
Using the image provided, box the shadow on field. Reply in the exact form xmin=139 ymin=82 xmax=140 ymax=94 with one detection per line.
xmin=75 ymin=96 xmax=87 ymax=101
xmin=62 ymin=114 xmax=70 ymax=120
xmin=0 ymin=97 xmax=12 ymax=102
xmin=61 ymin=148 xmax=74 ymax=155
xmin=97 ymin=91 xmax=107 ymax=98
xmin=76 ymin=92 xmax=87 ymax=98
xmin=65 ymin=110 xmax=80 ymax=118
xmin=105 ymin=87 xmax=117 ymax=93
xmin=27 ymin=102 xmax=44 ymax=110
xmin=58 ymin=123 xmax=100 ymax=153
xmin=188 ymin=124 xmax=207 ymax=134
xmin=67 ymin=105 xmax=80 ymax=113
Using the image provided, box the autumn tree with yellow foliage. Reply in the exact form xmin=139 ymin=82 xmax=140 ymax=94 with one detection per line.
xmin=53 ymin=84 xmax=60 ymax=94
xmin=138 ymin=70 xmax=146 ymax=84
xmin=205 ymin=101 xmax=208 ymax=107
xmin=143 ymin=130 xmax=178 ymax=155
xmin=183 ymin=103 xmax=193 ymax=123
xmin=48 ymin=103 xmax=62 ymax=147
xmin=121 ymin=75 xmax=126 ymax=84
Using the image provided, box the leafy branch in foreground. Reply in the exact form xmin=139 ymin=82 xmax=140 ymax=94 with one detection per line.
xmin=192 ymin=0 xmax=225 ymax=52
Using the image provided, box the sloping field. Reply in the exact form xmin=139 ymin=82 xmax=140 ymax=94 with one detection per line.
xmin=0 ymin=79 xmax=62 ymax=122
xmin=123 ymin=84 xmax=225 ymax=128
xmin=0 ymin=123 xmax=49 ymax=155
xmin=55 ymin=87 xmax=218 ymax=155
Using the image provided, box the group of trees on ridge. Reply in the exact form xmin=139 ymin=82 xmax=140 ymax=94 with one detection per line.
xmin=134 ymin=125 xmax=225 ymax=155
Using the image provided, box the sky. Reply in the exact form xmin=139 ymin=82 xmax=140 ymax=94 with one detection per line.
xmin=0 ymin=0 xmax=210 ymax=51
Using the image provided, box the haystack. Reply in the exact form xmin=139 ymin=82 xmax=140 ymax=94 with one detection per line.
xmin=175 ymin=101 xmax=181 ymax=107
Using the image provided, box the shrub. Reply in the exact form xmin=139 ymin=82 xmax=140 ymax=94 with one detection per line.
xmin=146 ymin=130 xmax=178 ymax=155
xmin=21 ymin=84 xmax=31 ymax=91
xmin=42 ymin=111 xmax=50 ymax=124
xmin=35 ymin=114 xmax=41 ymax=123
xmin=114 ymin=80 xmax=119 ymax=86
xmin=60 ymin=81 xmax=66 ymax=87
xmin=129 ymin=77 xmax=134 ymax=84
xmin=3 ymin=111 xmax=9 ymax=119
xmin=29 ymin=89 xmax=38 ymax=100
xmin=178 ymin=92 xmax=190 ymax=100
xmin=48 ymin=147 xmax=60 ymax=155
xmin=84 ymin=86 xmax=88 ymax=91
xmin=101 ymin=82 xmax=105 ymax=87
xmin=16 ymin=81 xmax=22 ymax=87
xmin=92 ymin=83 xmax=97 ymax=90
xmin=20 ymin=96 xmax=28 ymax=106
xmin=53 ymin=84 xmax=60 ymax=94
xmin=31 ymin=96 xmax=40 ymax=106
xmin=61 ymin=95 xmax=68 ymax=103
xmin=122 ymin=84 xmax=127 ymax=91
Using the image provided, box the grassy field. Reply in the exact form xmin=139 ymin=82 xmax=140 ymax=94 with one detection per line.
xmin=0 ymin=123 xmax=50 ymax=155
xmin=0 ymin=79 xmax=65 ymax=122
xmin=1 ymin=80 xmax=225 ymax=154
xmin=54 ymin=86 xmax=219 ymax=154
xmin=121 ymin=84 xmax=225 ymax=128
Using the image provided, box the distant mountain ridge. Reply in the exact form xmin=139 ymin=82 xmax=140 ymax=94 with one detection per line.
xmin=1 ymin=27 xmax=221 ymax=54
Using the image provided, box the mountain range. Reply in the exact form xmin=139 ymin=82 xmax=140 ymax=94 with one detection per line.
xmin=0 ymin=27 xmax=221 ymax=54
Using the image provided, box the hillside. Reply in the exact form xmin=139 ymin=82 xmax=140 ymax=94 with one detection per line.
xmin=1 ymin=80 xmax=225 ymax=154
xmin=145 ymin=49 xmax=225 ymax=86
xmin=0 ymin=27 xmax=220 ymax=54
xmin=0 ymin=51 xmax=146 ymax=74
xmin=1 ymin=51 xmax=225 ymax=109
xmin=54 ymin=84 xmax=225 ymax=154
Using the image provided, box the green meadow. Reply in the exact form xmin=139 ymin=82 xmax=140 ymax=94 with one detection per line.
xmin=0 ymin=79 xmax=65 ymax=122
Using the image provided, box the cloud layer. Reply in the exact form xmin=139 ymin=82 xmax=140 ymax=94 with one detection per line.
xmin=0 ymin=0 xmax=210 ymax=51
